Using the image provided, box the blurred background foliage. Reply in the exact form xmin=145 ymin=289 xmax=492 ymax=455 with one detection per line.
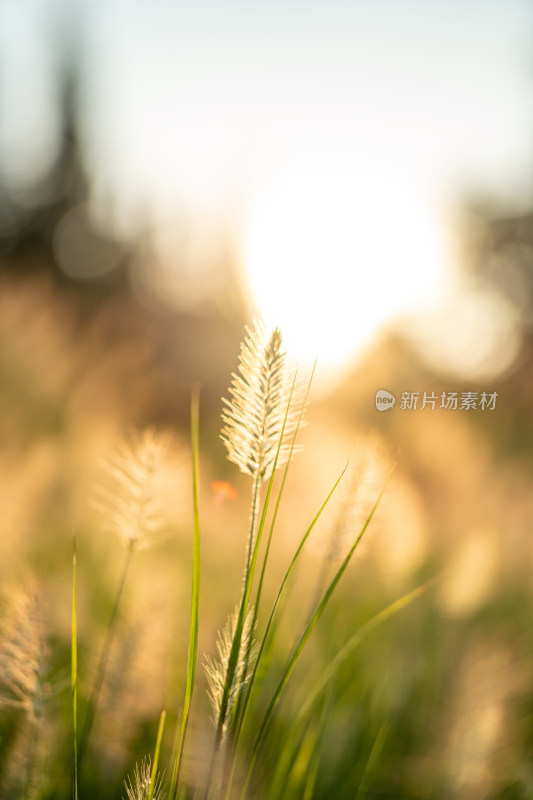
xmin=2 ymin=1 xmax=533 ymax=798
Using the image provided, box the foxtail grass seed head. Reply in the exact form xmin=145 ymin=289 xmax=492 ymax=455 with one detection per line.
xmin=0 ymin=583 xmax=46 ymax=720
xmin=322 ymin=440 xmax=390 ymax=562
xmin=221 ymin=320 xmax=301 ymax=483
xmin=204 ymin=606 xmax=257 ymax=740
xmin=123 ymin=756 xmax=164 ymax=800
xmin=94 ymin=429 xmax=173 ymax=549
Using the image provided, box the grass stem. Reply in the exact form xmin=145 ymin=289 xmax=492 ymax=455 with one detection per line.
xmin=170 ymin=387 xmax=201 ymax=800
xmin=78 ymin=538 xmax=134 ymax=768
xmin=148 ymin=708 xmax=166 ymax=800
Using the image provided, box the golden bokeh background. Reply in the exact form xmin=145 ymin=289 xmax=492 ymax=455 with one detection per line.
xmin=2 ymin=2 xmax=533 ymax=798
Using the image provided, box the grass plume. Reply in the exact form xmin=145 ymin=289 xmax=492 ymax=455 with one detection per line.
xmin=204 ymin=605 xmax=257 ymax=741
xmin=123 ymin=756 xmax=164 ymax=800
xmin=0 ymin=582 xmax=45 ymax=719
xmin=95 ymin=428 xmax=172 ymax=549
xmin=221 ymin=320 xmax=300 ymax=484
xmin=0 ymin=582 xmax=47 ymax=799
xmin=80 ymin=428 xmax=172 ymax=767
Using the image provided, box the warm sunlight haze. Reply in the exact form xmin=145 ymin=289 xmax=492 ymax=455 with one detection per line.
xmin=241 ymin=149 xmax=450 ymax=371
xmin=2 ymin=2 xmax=533 ymax=378
xmin=2 ymin=2 xmax=533 ymax=798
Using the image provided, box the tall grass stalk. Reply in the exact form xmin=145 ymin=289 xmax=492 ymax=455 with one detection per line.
xmin=203 ymin=420 xmax=285 ymax=799
xmin=229 ymin=370 xmax=301 ymax=731
xmin=148 ymin=708 xmax=166 ymax=800
xmin=170 ymin=388 xmax=201 ymax=800
xmin=224 ymin=367 xmax=311 ymax=789
xmin=78 ymin=539 xmax=134 ymax=767
xmin=204 ymin=326 xmax=299 ymax=799
xmin=244 ymin=476 xmax=261 ymax=582
xmin=354 ymin=721 xmax=390 ymax=800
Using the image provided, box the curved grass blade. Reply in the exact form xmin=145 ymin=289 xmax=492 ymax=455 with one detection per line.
xmin=355 ymin=721 xmax=389 ymax=800
xmin=267 ymin=681 xmax=334 ymax=800
xmin=78 ymin=539 xmax=134 ymax=766
xmin=236 ymin=463 xmax=347 ymax=733
xmin=149 ymin=708 xmax=166 ymax=800
xmin=296 ymin=581 xmax=430 ymax=727
xmin=170 ymin=387 xmax=201 ymax=800
xmin=265 ymin=581 xmax=430 ymax=800
xmin=302 ymin=670 xmax=336 ymax=800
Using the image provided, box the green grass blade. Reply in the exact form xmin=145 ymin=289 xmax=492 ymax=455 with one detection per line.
xmin=296 ymin=581 xmax=430 ymax=726
xmin=78 ymin=539 xmax=134 ymax=766
xmin=266 ymin=684 xmax=333 ymax=800
xmin=301 ymin=675 xmax=335 ymax=800
xmin=72 ymin=535 xmax=78 ymax=800
xmin=355 ymin=721 xmax=390 ymax=800
xmin=170 ymin=387 xmax=201 ymax=800
xmin=240 ymin=472 xmax=392 ymax=797
xmin=237 ymin=464 xmax=346 ymax=730
xmin=148 ymin=708 xmax=166 ymax=800
xmin=222 ymin=466 xmax=347 ymax=800
xmin=263 ymin=582 xmax=429 ymax=800
xmin=264 ymin=716 xmax=310 ymax=800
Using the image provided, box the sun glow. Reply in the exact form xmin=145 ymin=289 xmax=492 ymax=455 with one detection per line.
xmin=241 ymin=151 xmax=451 ymax=373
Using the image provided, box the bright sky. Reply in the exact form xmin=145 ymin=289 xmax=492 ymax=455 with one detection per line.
xmin=78 ymin=0 xmax=533 ymax=214
xmin=1 ymin=0 xmax=533 ymax=374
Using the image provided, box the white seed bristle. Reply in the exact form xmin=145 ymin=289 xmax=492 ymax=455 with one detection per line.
xmin=221 ymin=320 xmax=301 ymax=483
xmin=204 ymin=606 xmax=257 ymax=739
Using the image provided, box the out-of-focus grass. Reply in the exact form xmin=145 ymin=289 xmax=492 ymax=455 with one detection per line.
xmin=0 ymin=279 xmax=533 ymax=799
